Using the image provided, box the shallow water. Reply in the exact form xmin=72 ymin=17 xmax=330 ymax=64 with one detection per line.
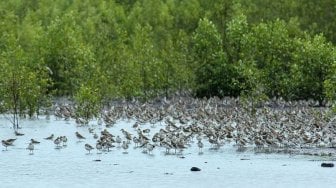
xmin=0 ymin=116 xmax=335 ymax=188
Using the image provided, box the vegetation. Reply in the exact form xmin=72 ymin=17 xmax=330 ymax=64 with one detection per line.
xmin=0 ymin=0 xmax=336 ymax=124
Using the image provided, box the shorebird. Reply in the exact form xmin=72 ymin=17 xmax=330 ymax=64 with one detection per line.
xmin=76 ymin=117 xmax=86 ymax=125
xmin=5 ymin=138 xmax=17 ymax=145
xmin=115 ymin=136 xmax=122 ymax=146
xmin=44 ymin=134 xmax=54 ymax=140
xmin=101 ymin=129 xmax=114 ymax=138
xmin=96 ymin=142 xmax=102 ymax=153
xmin=197 ymin=140 xmax=204 ymax=153
xmin=105 ymin=142 xmax=115 ymax=152
xmin=27 ymin=142 xmax=34 ymax=154
xmin=133 ymin=122 xmax=140 ymax=129
xmin=143 ymin=128 xmax=150 ymax=136
xmin=121 ymin=129 xmax=132 ymax=143
xmin=122 ymin=141 xmax=129 ymax=153
xmin=61 ymin=136 xmax=68 ymax=146
xmin=88 ymin=128 xmax=94 ymax=133
xmin=31 ymin=139 xmax=40 ymax=144
xmin=93 ymin=133 xmax=99 ymax=139
xmin=146 ymin=143 xmax=155 ymax=155
xmin=2 ymin=140 xmax=13 ymax=150
xmin=54 ymin=137 xmax=61 ymax=147
xmin=76 ymin=132 xmax=86 ymax=140
xmin=176 ymin=139 xmax=187 ymax=154
xmin=85 ymin=143 xmax=94 ymax=154
xmin=133 ymin=136 xmax=140 ymax=147
xmin=15 ymin=131 xmax=24 ymax=136
xmin=161 ymin=141 xmax=172 ymax=154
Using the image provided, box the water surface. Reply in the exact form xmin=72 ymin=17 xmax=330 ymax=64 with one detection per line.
xmin=0 ymin=116 xmax=335 ymax=188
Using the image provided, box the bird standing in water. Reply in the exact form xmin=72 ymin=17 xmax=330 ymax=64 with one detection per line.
xmin=54 ymin=137 xmax=62 ymax=148
xmin=15 ymin=131 xmax=24 ymax=136
xmin=31 ymin=139 xmax=40 ymax=144
xmin=5 ymin=138 xmax=16 ymax=145
xmin=44 ymin=134 xmax=54 ymax=140
xmin=61 ymin=136 xmax=68 ymax=146
xmin=96 ymin=142 xmax=103 ymax=154
xmin=27 ymin=142 xmax=34 ymax=154
xmin=2 ymin=140 xmax=13 ymax=150
xmin=122 ymin=141 xmax=129 ymax=154
xmin=85 ymin=143 xmax=94 ymax=154
xmin=198 ymin=140 xmax=204 ymax=153
xmin=76 ymin=132 xmax=86 ymax=141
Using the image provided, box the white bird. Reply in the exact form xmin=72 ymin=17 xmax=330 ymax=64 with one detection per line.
xmin=93 ymin=133 xmax=99 ymax=139
xmin=198 ymin=140 xmax=204 ymax=153
xmin=27 ymin=142 xmax=34 ymax=154
xmin=96 ymin=142 xmax=102 ymax=153
xmin=122 ymin=141 xmax=129 ymax=153
xmin=116 ymin=136 xmax=122 ymax=146
xmin=61 ymin=136 xmax=68 ymax=146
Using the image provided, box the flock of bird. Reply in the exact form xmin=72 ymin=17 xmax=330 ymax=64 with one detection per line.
xmin=2 ymin=96 xmax=336 ymax=156
xmin=1 ymin=132 xmax=68 ymax=154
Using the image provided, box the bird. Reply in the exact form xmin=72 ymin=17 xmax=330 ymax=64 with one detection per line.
xmin=5 ymin=138 xmax=17 ymax=145
xmin=31 ymin=139 xmax=40 ymax=144
xmin=15 ymin=131 xmax=24 ymax=136
xmin=133 ymin=122 xmax=140 ymax=129
xmin=85 ymin=143 xmax=94 ymax=154
xmin=27 ymin=142 xmax=34 ymax=154
xmin=197 ymin=140 xmax=204 ymax=153
xmin=104 ymin=142 xmax=115 ymax=152
xmin=122 ymin=141 xmax=129 ymax=153
xmin=143 ymin=128 xmax=150 ymax=135
xmin=146 ymin=143 xmax=155 ymax=155
xmin=61 ymin=136 xmax=68 ymax=146
xmin=44 ymin=134 xmax=54 ymax=140
xmin=115 ymin=136 xmax=122 ymax=146
xmin=96 ymin=142 xmax=102 ymax=153
xmin=121 ymin=129 xmax=132 ymax=143
xmin=161 ymin=141 xmax=172 ymax=154
xmin=93 ymin=133 xmax=99 ymax=139
xmin=2 ymin=140 xmax=13 ymax=150
xmin=133 ymin=136 xmax=140 ymax=147
xmin=88 ymin=128 xmax=94 ymax=133
xmin=54 ymin=137 xmax=61 ymax=147
xmin=76 ymin=132 xmax=86 ymax=140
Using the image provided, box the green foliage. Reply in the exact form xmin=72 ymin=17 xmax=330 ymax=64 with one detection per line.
xmin=0 ymin=0 xmax=336 ymax=113
xmin=240 ymin=0 xmax=336 ymax=43
xmin=131 ymin=24 xmax=157 ymax=100
xmin=40 ymin=12 xmax=94 ymax=96
xmin=192 ymin=18 xmax=232 ymax=97
xmin=0 ymin=33 xmax=50 ymax=128
xmin=225 ymin=12 xmax=249 ymax=63
xmin=325 ymin=61 xmax=336 ymax=100
xmin=239 ymin=61 xmax=269 ymax=114
xmin=291 ymin=35 xmax=335 ymax=102
xmin=248 ymin=20 xmax=294 ymax=98
xmin=74 ymin=84 xmax=101 ymax=124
